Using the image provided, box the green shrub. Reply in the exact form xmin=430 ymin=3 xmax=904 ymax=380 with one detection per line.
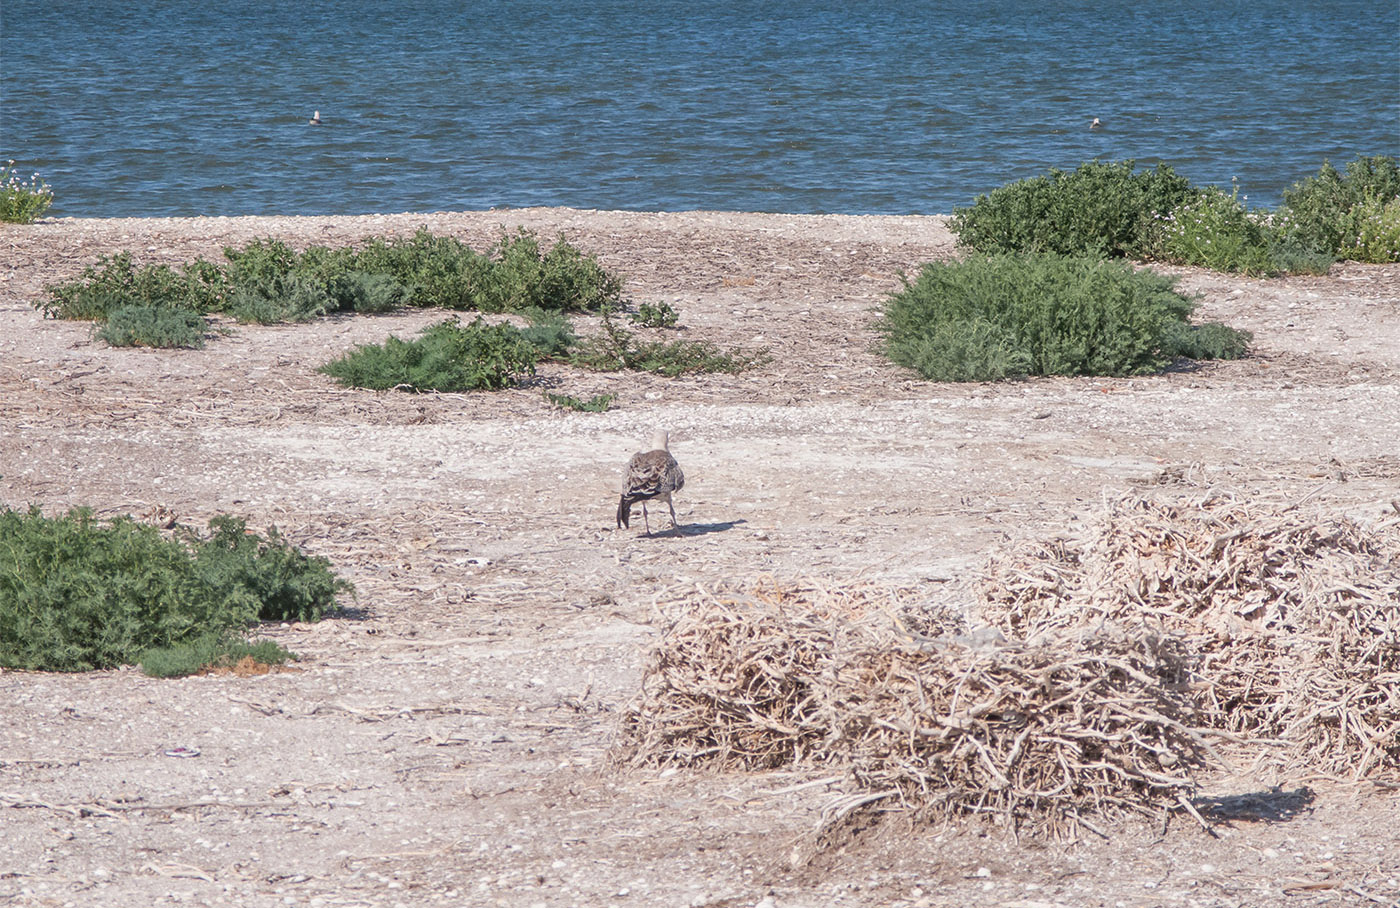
xmin=1277 ymin=155 xmax=1400 ymax=262
xmin=319 ymin=318 xmax=541 ymax=392
xmin=40 ymin=230 xmax=624 ymax=342
xmin=346 ymin=229 xmax=622 ymax=313
xmin=516 ymin=307 xmax=578 ymax=359
xmin=96 ymin=305 xmax=207 ymax=348
xmin=0 ymin=507 xmax=349 ymax=672
xmin=1260 ymin=236 xmax=1334 ymax=276
xmin=1351 ymin=196 xmax=1400 ymax=263
xmin=951 ymin=160 xmax=1199 ymax=258
xmin=1153 ymin=186 xmax=1280 ymax=276
xmin=42 ymin=252 xmax=226 ymax=321
xmin=335 ymin=271 xmax=412 ymax=314
xmin=544 ymin=391 xmax=616 ymax=412
xmin=138 ymin=633 xmax=296 ymax=679
xmin=351 ymin=230 xmax=495 ymax=310
xmin=0 ymin=161 xmax=53 ymax=223
xmin=481 ymin=229 xmax=623 ymax=313
xmin=220 ymin=238 xmax=301 ymax=297
xmin=629 ymin=301 xmax=680 ymax=328
xmin=187 ymin=516 xmax=345 ymax=623
xmin=1160 ymin=319 xmax=1253 ymax=361
xmin=0 ymin=508 xmax=234 ymax=671
xmin=226 ymin=272 xmax=339 ymax=324
xmin=880 ymin=253 xmax=1250 ymax=382
xmin=220 ymin=239 xmax=352 ymax=323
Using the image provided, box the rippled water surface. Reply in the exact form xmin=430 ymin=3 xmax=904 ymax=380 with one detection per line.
xmin=4 ymin=0 xmax=1398 ymax=217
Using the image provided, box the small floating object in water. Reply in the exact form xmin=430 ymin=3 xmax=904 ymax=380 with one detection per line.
xmin=309 ymin=110 xmax=322 ymax=125
xmin=1089 ymin=117 xmax=1102 ymax=129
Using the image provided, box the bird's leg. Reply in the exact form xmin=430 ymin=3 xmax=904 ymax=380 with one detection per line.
xmin=641 ymin=502 xmax=651 ymax=535
xmin=667 ymin=498 xmax=679 ymax=530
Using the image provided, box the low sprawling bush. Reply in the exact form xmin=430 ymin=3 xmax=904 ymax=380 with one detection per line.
xmin=319 ymin=318 xmax=542 ymax=392
xmin=880 ymin=253 xmax=1250 ymax=382
xmin=1 ymin=161 xmax=53 ymax=223
xmin=42 ymin=252 xmax=226 ymax=321
xmin=139 ymin=634 xmax=296 ymax=679
xmin=188 ymin=516 xmax=346 ymax=623
xmin=545 ymin=391 xmax=616 ymax=412
xmin=951 ymin=160 xmax=1198 ymax=259
xmin=349 ymin=230 xmax=485 ymax=308
xmin=344 ymin=229 xmax=622 ymax=313
xmin=0 ymin=507 xmax=350 ymax=673
xmin=514 ymin=307 xmax=578 ymax=359
xmin=96 ymin=305 xmax=208 ymax=348
xmin=38 ymin=229 xmax=625 ymax=346
xmin=1277 ymin=155 xmax=1400 ymax=262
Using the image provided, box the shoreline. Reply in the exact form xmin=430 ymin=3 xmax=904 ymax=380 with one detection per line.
xmin=30 ymin=206 xmax=959 ymax=221
xmin=14 ymin=207 xmax=957 ymax=242
xmin=0 ymin=208 xmax=961 ymax=307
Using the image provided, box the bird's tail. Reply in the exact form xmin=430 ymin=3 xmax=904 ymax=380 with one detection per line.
xmin=617 ymin=495 xmax=633 ymax=528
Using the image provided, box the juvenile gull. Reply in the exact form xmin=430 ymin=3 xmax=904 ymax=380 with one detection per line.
xmin=617 ymin=430 xmax=685 ymax=534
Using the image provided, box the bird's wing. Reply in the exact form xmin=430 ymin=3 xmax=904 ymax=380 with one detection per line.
xmin=624 ymin=450 xmax=681 ymax=498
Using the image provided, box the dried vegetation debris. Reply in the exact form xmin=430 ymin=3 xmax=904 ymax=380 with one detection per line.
xmin=618 ymin=581 xmax=1216 ymax=839
xmin=618 ymin=493 xmax=1399 ymax=839
xmin=981 ymin=491 xmax=1400 ymax=780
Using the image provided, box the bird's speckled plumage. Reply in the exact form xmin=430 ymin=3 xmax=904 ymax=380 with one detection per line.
xmin=617 ymin=430 xmax=685 ymax=533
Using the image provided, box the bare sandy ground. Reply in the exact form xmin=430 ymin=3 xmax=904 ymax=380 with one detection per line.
xmin=1 ymin=209 xmax=1398 ymax=907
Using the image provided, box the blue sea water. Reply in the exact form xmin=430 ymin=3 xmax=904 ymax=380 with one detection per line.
xmin=2 ymin=0 xmax=1397 ymax=218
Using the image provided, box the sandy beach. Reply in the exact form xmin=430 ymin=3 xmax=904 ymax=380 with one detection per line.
xmin=2 ymin=209 xmax=1398 ymax=907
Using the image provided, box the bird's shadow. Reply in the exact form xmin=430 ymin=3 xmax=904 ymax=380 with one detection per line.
xmin=1192 ymin=786 xmax=1315 ymax=824
xmin=643 ymin=519 xmax=746 ymax=539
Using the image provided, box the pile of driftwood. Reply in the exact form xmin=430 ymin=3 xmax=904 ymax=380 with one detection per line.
xmin=619 ymin=494 xmax=1398 ymax=836
xmin=619 ymin=581 xmax=1215 ymax=838
xmin=983 ymin=492 xmax=1400 ymax=780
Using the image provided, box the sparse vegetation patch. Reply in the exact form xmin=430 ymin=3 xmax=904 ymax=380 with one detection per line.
xmin=96 ymin=305 xmax=208 ymax=349
xmin=139 ymin=634 xmax=297 ymax=679
xmin=544 ymin=391 xmax=616 ymax=412
xmin=572 ymin=305 xmax=769 ymax=377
